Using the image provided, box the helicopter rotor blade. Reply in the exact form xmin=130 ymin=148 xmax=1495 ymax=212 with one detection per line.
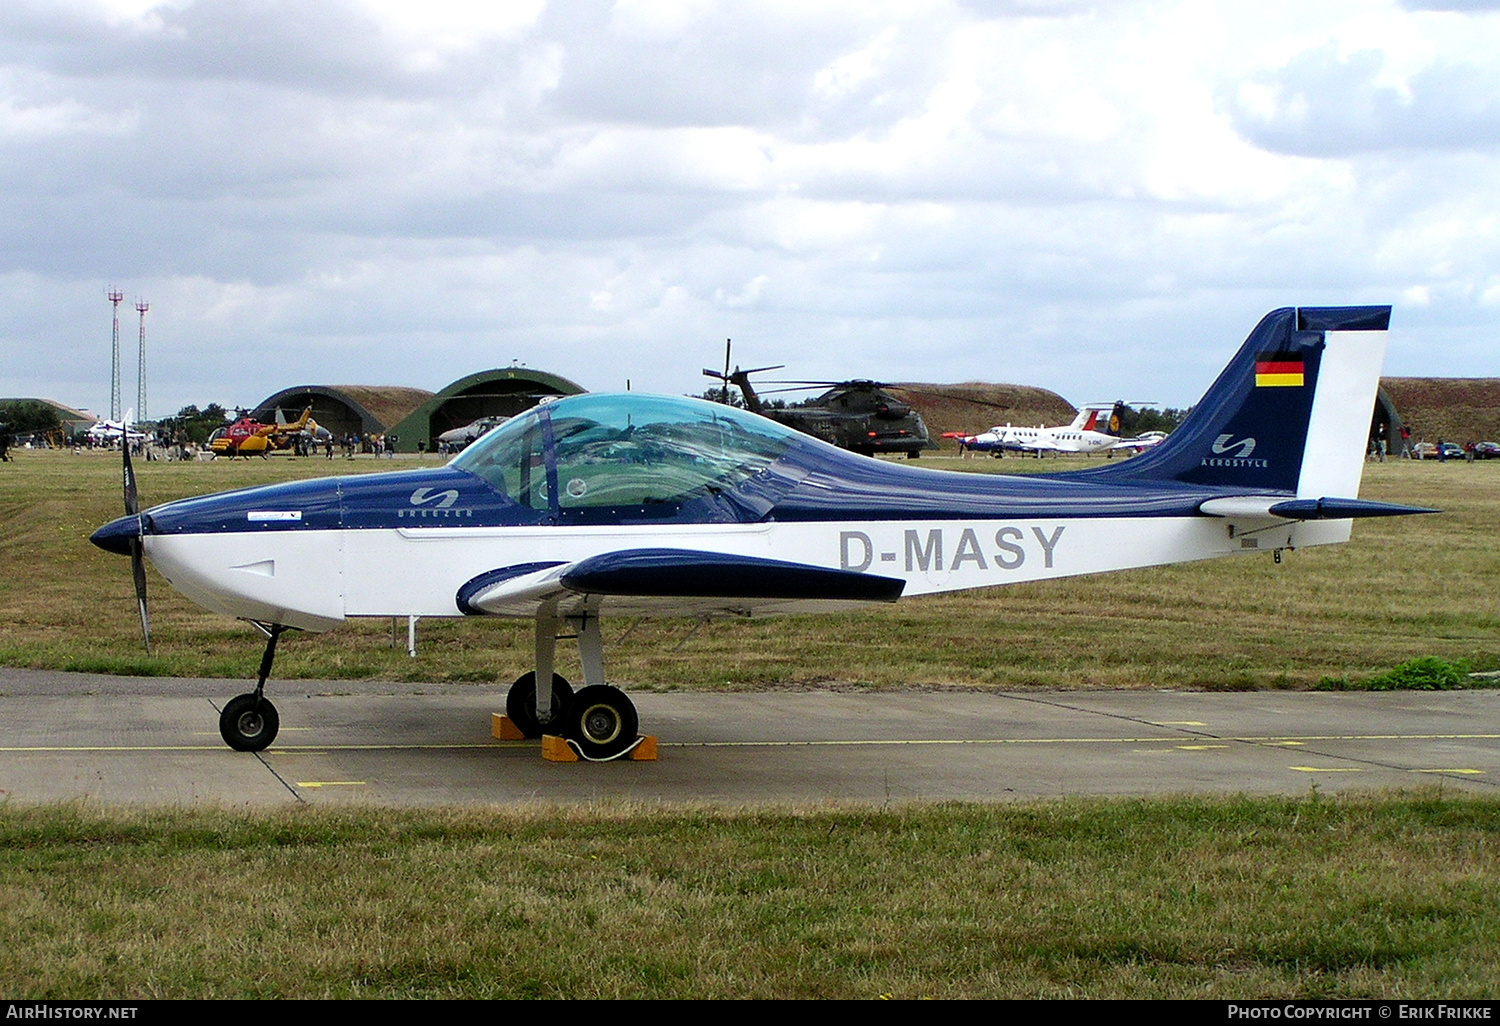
xmin=722 ymin=340 xmax=732 ymax=404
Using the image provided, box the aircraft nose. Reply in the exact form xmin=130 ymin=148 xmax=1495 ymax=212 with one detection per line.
xmin=90 ymin=515 xmax=139 ymax=556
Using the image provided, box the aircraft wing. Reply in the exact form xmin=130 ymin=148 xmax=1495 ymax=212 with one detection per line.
xmin=458 ymin=548 xmax=906 ymax=618
xmin=999 ymin=438 xmax=1059 ymax=454
xmin=1109 ymin=433 xmax=1166 ymax=451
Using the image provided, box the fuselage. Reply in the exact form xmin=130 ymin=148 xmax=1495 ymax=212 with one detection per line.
xmin=92 ymin=393 xmax=1340 ymax=631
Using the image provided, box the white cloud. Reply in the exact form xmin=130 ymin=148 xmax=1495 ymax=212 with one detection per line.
xmin=0 ymin=0 xmax=1497 ymax=418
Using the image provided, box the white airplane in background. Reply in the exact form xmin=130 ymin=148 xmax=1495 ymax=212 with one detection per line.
xmin=92 ymin=306 xmax=1432 ymax=761
xmin=947 ymin=401 xmax=1167 ymax=456
xmin=85 ymin=412 xmax=147 ymax=445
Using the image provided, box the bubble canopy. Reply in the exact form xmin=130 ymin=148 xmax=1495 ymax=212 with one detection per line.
xmin=450 ymin=393 xmax=800 ymax=512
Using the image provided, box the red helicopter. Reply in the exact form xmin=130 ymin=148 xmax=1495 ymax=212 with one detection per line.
xmin=208 ymin=407 xmax=316 ymax=458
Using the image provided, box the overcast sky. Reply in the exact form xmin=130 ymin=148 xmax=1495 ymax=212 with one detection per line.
xmin=3 ymin=0 xmax=1498 ymax=422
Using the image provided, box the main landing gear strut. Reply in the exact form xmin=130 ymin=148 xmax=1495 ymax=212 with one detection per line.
xmin=504 ymin=608 xmax=642 ymax=761
xmin=219 ymin=622 xmax=290 ymax=752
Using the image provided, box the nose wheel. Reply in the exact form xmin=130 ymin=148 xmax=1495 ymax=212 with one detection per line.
xmin=220 ymin=693 xmax=280 ymax=751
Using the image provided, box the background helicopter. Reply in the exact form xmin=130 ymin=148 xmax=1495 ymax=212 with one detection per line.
xmin=702 ymin=341 xmax=1061 ymax=458
xmin=208 ymin=407 xmax=321 ymax=458
xmin=703 ymin=341 xmax=935 ymax=457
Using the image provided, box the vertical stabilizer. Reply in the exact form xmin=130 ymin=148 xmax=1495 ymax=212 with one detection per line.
xmin=1077 ymin=306 xmax=1390 ymax=495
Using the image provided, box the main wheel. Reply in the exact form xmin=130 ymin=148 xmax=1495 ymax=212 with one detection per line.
xmin=220 ymin=693 xmax=279 ymax=752
xmin=506 ymin=672 xmax=574 ymax=738
xmin=564 ymin=685 xmax=639 ymax=760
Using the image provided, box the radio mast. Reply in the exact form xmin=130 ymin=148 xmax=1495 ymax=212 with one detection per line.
xmin=107 ymin=288 xmax=124 ymax=421
xmin=135 ymin=298 xmax=150 ymax=421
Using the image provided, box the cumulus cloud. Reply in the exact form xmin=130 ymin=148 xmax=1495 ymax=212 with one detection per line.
xmin=0 ymin=0 xmax=1497 ymax=419
xmin=1398 ymin=1 xmax=1500 ymax=11
xmin=1227 ymin=44 xmax=1500 ymax=155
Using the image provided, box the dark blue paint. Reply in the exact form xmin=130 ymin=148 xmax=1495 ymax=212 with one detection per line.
xmin=559 ymin=549 xmax=906 ymax=602
xmin=1267 ymin=497 xmax=1437 ymax=519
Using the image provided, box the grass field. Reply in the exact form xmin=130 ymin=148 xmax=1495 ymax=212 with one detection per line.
xmin=0 ymin=447 xmax=1494 ymax=690
xmin=3 ymin=795 xmax=1499 ymax=999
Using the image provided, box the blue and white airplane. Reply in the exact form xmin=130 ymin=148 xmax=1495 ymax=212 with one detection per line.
xmin=92 ymin=306 xmax=1430 ymax=759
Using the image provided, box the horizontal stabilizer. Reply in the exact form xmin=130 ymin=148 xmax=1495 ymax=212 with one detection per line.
xmin=1199 ymin=496 xmax=1439 ymax=520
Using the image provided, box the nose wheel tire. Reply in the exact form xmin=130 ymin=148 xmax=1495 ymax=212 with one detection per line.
xmin=220 ymin=693 xmax=280 ymax=752
xmin=564 ymin=685 xmax=639 ymax=761
xmin=506 ymin=672 xmax=574 ymax=739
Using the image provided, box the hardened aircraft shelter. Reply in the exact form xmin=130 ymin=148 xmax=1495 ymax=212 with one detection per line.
xmin=386 ymin=368 xmax=585 ymax=452
xmin=250 ymin=369 xmax=585 ymax=453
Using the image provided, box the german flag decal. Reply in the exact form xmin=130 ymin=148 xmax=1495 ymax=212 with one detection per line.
xmin=1255 ymin=352 xmax=1305 ymax=387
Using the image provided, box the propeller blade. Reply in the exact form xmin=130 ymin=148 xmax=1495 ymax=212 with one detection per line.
xmin=122 ymin=427 xmax=139 ymax=517
xmin=131 ymin=537 xmax=152 ymax=654
xmin=121 ymin=425 xmax=151 ymax=652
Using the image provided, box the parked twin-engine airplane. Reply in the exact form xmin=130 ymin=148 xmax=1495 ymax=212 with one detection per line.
xmin=946 ymin=401 xmax=1165 ymax=456
xmin=92 ymin=306 xmax=1431 ymax=760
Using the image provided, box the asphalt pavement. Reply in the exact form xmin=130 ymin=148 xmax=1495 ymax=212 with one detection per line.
xmin=2 ymin=667 xmax=1497 ymax=805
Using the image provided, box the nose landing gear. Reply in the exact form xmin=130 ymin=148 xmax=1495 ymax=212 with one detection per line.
xmin=219 ymin=622 xmax=291 ymax=752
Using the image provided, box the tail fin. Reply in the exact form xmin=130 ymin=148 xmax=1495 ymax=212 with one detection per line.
xmin=1078 ymin=402 xmax=1127 ymax=438
xmin=1079 ymin=306 xmax=1390 ymax=496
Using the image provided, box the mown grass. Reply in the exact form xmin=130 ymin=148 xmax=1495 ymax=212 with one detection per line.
xmin=0 ymin=449 xmax=1495 ymax=689
xmin=1 ymin=795 xmax=1497 ymax=999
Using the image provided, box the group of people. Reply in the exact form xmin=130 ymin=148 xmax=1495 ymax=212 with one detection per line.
xmin=1370 ymin=422 xmax=1483 ymax=462
xmin=337 ymin=432 xmax=399 ymax=458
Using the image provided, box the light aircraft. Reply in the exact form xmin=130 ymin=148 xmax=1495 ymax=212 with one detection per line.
xmin=85 ymin=415 xmax=147 ymax=445
xmin=946 ymin=401 xmax=1166 ymax=457
xmin=92 ymin=306 xmax=1432 ymax=760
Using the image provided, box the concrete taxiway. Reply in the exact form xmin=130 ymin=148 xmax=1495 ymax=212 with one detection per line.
xmin=1 ymin=668 xmax=1497 ymax=805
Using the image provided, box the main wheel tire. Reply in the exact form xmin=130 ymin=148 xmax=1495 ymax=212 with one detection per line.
xmin=506 ymin=672 xmax=574 ymax=739
xmin=220 ymin=693 xmax=279 ymax=752
xmin=564 ymin=685 xmax=639 ymax=760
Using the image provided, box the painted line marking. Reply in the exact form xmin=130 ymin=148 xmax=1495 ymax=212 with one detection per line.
xmin=1176 ymin=744 xmax=1229 ymax=750
xmin=1412 ymin=768 xmax=1484 ymax=775
xmin=297 ymin=781 xmax=367 ymax=788
xmin=1157 ymin=721 xmax=1207 ymax=726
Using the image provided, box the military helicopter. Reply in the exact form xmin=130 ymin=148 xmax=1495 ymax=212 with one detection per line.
xmin=703 ymin=342 xmax=935 ymax=458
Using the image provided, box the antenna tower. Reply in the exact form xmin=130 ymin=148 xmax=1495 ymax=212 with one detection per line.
xmin=135 ymin=299 xmax=150 ymax=420
xmin=107 ymin=288 xmax=124 ymax=421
